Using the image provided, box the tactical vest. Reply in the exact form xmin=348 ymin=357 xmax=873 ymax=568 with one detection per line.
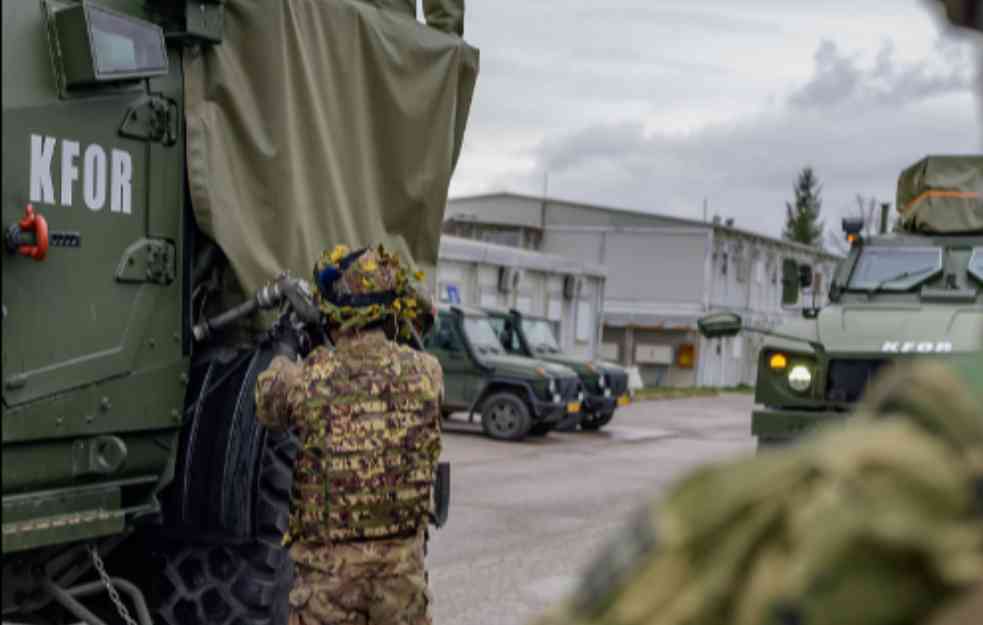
xmin=288 ymin=333 xmax=441 ymax=544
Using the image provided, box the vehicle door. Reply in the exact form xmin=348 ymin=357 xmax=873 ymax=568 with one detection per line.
xmin=426 ymin=313 xmax=477 ymax=409
xmin=2 ymin=3 xmax=186 ymax=412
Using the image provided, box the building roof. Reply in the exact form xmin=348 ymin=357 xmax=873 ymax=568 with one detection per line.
xmin=438 ymin=233 xmax=607 ymax=277
xmin=447 ymin=191 xmax=841 ymax=261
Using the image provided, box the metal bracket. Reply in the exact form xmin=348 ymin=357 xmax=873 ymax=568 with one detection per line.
xmin=119 ymin=95 xmax=178 ymax=146
xmin=116 ymin=238 xmax=176 ymax=285
xmin=72 ymin=436 xmax=128 ymax=477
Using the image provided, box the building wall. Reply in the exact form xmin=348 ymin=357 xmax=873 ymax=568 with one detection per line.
xmin=445 ymin=194 xmax=841 ymax=388
xmin=435 ymin=237 xmax=606 ymax=359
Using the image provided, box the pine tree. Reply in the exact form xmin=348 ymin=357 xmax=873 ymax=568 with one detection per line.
xmin=783 ymin=167 xmax=825 ymax=248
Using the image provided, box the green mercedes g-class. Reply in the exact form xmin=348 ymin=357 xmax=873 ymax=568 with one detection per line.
xmin=426 ymin=306 xmax=584 ymax=441
xmin=484 ymin=309 xmax=631 ymax=431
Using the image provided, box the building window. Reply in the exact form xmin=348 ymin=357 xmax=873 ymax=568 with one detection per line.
xmin=721 ymin=253 xmax=729 ymax=276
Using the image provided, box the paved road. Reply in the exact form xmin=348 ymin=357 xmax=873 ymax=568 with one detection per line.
xmin=428 ymin=393 xmax=755 ymax=625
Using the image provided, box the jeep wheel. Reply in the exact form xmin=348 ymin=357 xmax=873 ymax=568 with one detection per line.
xmin=481 ymin=392 xmax=532 ymax=441
xmin=581 ymin=410 xmax=614 ymax=431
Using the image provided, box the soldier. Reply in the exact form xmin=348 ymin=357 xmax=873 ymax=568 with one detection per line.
xmin=255 ymin=244 xmax=444 ymax=625
xmin=533 ymin=355 xmax=983 ymax=625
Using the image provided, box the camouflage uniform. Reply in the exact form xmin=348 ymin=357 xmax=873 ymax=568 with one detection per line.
xmin=534 ymin=356 xmax=983 ymax=625
xmin=256 ymin=245 xmax=443 ymax=625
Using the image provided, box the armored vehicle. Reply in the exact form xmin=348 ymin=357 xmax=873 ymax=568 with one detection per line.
xmin=426 ymin=306 xmax=584 ymax=441
xmin=699 ymin=155 xmax=983 ymax=448
xmin=2 ymin=1 xmax=477 ymax=623
xmin=483 ymin=308 xmax=630 ymax=432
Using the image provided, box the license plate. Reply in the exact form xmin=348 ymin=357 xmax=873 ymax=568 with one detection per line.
xmin=566 ymin=401 xmax=581 ymax=413
xmin=617 ymin=395 xmax=630 ymax=407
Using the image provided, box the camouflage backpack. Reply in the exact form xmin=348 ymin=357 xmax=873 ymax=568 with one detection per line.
xmin=536 ymin=355 xmax=983 ymax=625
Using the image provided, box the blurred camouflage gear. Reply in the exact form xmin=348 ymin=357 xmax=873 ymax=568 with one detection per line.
xmin=287 ymin=529 xmax=431 ymax=625
xmin=312 ymin=244 xmax=426 ymax=337
xmin=408 ymin=284 xmax=437 ymax=339
xmin=256 ymin=331 xmax=443 ymax=543
xmin=534 ymin=355 xmax=983 ymax=625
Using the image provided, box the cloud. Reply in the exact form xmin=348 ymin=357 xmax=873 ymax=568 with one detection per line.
xmin=479 ymin=36 xmax=980 ymax=243
xmin=788 ymin=37 xmax=974 ymax=110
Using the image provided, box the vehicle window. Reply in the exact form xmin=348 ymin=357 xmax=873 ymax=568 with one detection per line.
xmin=969 ymin=248 xmax=983 ymax=284
xmin=523 ymin=319 xmax=560 ymax=353
xmin=847 ymin=247 xmax=943 ymax=291
xmin=462 ymin=316 xmax=503 ymax=354
xmin=429 ymin=315 xmax=462 ymax=352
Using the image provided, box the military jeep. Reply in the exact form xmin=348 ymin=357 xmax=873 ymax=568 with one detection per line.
xmin=425 ymin=306 xmax=583 ymax=441
xmin=699 ymin=155 xmax=983 ymax=449
xmin=483 ymin=308 xmax=631 ymax=432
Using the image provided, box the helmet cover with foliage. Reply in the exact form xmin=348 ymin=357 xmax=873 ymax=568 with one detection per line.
xmin=312 ymin=244 xmax=424 ymax=337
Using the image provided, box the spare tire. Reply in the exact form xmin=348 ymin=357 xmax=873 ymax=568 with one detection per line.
xmin=154 ymin=347 xmax=299 ymax=625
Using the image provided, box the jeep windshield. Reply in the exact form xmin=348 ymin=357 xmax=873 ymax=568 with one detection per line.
xmin=523 ymin=319 xmax=561 ymax=354
xmin=846 ymin=246 xmax=943 ymax=292
xmin=463 ymin=316 xmax=505 ymax=355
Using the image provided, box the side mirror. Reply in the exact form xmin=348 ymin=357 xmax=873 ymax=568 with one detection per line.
xmin=697 ymin=312 xmax=743 ymax=338
xmin=798 ymin=264 xmax=813 ymax=288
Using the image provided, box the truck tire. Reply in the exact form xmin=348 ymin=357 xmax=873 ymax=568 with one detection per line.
xmin=581 ymin=410 xmax=614 ymax=431
xmin=154 ymin=347 xmax=299 ymax=625
xmin=481 ymin=392 xmax=532 ymax=441
xmin=155 ymin=428 xmax=298 ymax=625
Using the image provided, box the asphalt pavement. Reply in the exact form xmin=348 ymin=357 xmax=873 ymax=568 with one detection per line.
xmin=428 ymin=393 xmax=756 ymax=625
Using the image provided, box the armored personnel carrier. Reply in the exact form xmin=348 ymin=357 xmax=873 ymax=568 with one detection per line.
xmin=699 ymin=155 xmax=983 ymax=448
xmin=2 ymin=1 xmax=477 ymax=623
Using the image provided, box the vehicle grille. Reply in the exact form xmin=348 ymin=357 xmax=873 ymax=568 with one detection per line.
xmin=557 ymin=377 xmax=582 ymax=401
xmin=606 ymin=370 xmax=629 ymax=396
xmin=825 ymin=359 xmax=889 ymax=403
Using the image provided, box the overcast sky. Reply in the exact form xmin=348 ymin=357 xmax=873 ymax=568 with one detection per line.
xmin=446 ymin=1 xmax=982 ymax=244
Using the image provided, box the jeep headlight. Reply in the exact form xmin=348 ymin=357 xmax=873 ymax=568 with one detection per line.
xmin=548 ymin=378 xmax=556 ymax=394
xmin=787 ymin=365 xmax=813 ymax=393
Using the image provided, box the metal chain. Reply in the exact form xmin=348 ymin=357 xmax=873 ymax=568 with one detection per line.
xmin=89 ymin=546 xmax=139 ymax=625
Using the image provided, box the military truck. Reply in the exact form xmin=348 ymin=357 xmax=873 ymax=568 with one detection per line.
xmin=699 ymin=155 xmax=983 ymax=448
xmin=2 ymin=1 xmax=477 ymax=624
xmin=426 ymin=306 xmax=584 ymax=441
xmin=483 ymin=308 xmax=631 ymax=432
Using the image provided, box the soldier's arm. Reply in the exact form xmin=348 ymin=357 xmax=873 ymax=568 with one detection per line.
xmin=254 ymin=355 xmax=304 ymax=431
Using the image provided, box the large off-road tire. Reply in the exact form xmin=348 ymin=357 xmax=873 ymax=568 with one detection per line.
xmin=155 ymin=429 xmax=298 ymax=625
xmin=481 ymin=392 xmax=532 ymax=441
xmin=154 ymin=347 xmax=299 ymax=625
xmin=580 ymin=410 xmax=614 ymax=431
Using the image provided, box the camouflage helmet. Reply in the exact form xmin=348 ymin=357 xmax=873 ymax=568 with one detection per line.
xmin=312 ymin=244 xmax=424 ymax=334
xmin=407 ymin=283 xmax=437 ymax=338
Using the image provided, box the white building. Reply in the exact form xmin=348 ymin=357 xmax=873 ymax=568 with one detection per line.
xmin=444 ymin=193 xmax=841 ymax=387
xmin=436 ymin=235 xmax=607 ymax=360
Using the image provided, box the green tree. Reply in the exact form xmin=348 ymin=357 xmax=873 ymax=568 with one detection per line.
xmin=783 ymin=166 xmax=825 ymax=248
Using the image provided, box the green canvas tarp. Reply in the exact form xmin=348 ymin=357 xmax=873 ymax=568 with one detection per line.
xmin=896 ymin=155 xmax=983 ymax=234
xmin=184 ymin=0 xmax=478 ymax=295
